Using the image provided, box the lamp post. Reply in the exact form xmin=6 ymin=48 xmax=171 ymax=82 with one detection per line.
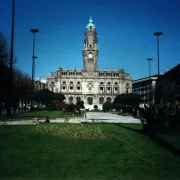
xmin=153 ymin=32 xmax=163 ymax=76
xmin=147 ymin=58 xmax=153 ymax=77
xmin=32 ymin=55 xmax=38 ymax=92
xmin=10 ymin=0 xmax=15 ymax=87
xmin=147 ymin=58 xmax=153 ymax=103
xmin=8 ymin=0 xmax=15 ymax=115
xmin=30 ymin=29 xmax=39 ymax=111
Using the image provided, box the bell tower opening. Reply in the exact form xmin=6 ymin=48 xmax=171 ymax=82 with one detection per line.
xmin=83 ymin=17 xmax=99 ymax=72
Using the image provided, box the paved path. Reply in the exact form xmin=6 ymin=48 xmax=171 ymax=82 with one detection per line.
xmin=0 ymin=112 xmax=141 ymax=125
xmin=0 ymin=118 xmax=82 ymax=125
xmin=84 ymin=112 xmax=141 ymax=124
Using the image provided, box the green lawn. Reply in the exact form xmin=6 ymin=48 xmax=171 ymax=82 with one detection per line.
xmin=0 ymin=124 xmax=180 ymax=180
xmin=155 ymin=127 xmax=180 ymax=151
xmin=1 ymin=111 xmax=82 ymax=120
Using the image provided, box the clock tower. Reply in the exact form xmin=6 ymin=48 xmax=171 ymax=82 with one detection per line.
xmin=83 ymin=17 xmax=98 ymax=72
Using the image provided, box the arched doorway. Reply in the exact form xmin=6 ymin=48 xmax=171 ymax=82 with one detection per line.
xmin=69 ymin=96 xmax=73 ymax=104
xmin=99 ymin=97 xmax=104 ymax=104
xmin=87 ymin=97 xmax=93 ymax=105
xmin=107 ymin=97 xmax=111 ymax=103
xmin=76 ymin=97 xmax=81 ymax=103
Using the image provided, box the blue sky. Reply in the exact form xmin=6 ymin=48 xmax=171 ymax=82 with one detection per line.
xmin=1 ymin=0 xmax=180 ymax=80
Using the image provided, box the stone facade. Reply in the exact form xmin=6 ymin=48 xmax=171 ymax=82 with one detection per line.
xmin=47 ymin=17 xmax=132 ymax=109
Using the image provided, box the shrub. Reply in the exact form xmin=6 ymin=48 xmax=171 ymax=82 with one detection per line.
xmin=123 ymin=105 xmax=133 ymax=114
xmin=102 ymin=102 xmax=113 ymax=112
xmin=141 ymin=102 xmax=180 ymax=134
xmin=76 ymin=101 xmax=85 ymax=109
xmin=67 ymin=104 xmax=76 ymax=112
xmin=114 ymin=103 xmax=124 ymax=111
xmin=90 ymin=109 xmax=102 ymax=112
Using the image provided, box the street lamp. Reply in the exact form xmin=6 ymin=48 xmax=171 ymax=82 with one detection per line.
xmin=32 ymin=55 xmax=38 ymax=92
xmin=7 ymin=0 xmax=15 ymax=115
xmin=147 ymin=58 xmax=153 ymax=103
xmin=10 ymin=0 xmax=15 ymax=88
xmin=30 ymin=28 xmax=39 ymax=111
xmin=153 ymin=32 xmax=163 ymax=76
xmin=147 ymin=58 xmax=153 ymax=77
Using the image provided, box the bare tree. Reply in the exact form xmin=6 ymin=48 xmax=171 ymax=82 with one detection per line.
xmin=12 ymin=68 xmax=32 ymax=113
xmin=0 ymin=32 xmax=17 ymax=115
xmin=0 ymin=31 xmax=31 ymax=116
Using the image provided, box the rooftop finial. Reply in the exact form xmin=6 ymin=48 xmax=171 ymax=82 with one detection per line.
xmin=89 ymin=16 xmax=93 ymax=23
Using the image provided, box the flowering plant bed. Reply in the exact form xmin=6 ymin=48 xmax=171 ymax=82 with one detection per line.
xmin=35 ymin=123 xmax=110 ymax=139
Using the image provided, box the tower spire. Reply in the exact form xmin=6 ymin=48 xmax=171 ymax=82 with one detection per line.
xmin=89 ymin=16 xmax=93 ymax=23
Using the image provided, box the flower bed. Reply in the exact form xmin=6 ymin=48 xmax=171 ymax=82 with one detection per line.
xmin=35 ymin=124 xmax=111 ymax=139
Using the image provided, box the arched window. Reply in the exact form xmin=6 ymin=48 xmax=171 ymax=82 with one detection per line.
xmin=107 ymin=97 xmax=111 ymax=103
xmin=76 ymin=97 xmax=81 ymax=103
xmin=87 ymin=83 xmax=93 ymax=92
xmin=99 ymin=97 xmax=104 ymax=104
xmin=77 ymin=86 xmax=81 ymax=90
xmin=87 ymin=97 xmax=93 ymax=105
xmin=69 ymin=96 xmax=73 ymax=104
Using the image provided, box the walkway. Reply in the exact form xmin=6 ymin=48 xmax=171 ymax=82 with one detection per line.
xmin=0 ymin=112 xmax=141 ymax=125
xmin=84 ymin=112 xmax=141 ymax=124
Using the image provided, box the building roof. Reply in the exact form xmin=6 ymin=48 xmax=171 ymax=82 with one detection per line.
xmin=132 ymin=74 xmax=159 ymax=83
xmin=157 ymin=64 xmax=180 ymax=80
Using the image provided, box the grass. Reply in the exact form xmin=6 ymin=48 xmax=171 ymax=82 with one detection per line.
xmin=155 ymin=127 xmax=180 ymax=151
xmin=0 ymin=123 xmax=180 ymax=180
xmin=0 ymin=110 xmax=82 ymax=120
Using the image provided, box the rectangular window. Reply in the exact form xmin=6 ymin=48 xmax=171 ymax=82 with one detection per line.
xmin=107 ymin=87 xmax=110 ymax=90
xmin=77 ymin=87 xmax=80 ymax=90
xmin=100 ymin=87 xmax=103 ymax=90
xmin=70 ymin=86 xmax=73 ymax=90
xmin=115 ymin=87 xmax=118 ymax=90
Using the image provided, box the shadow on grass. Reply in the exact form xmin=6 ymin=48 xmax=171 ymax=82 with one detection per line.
xmin=115 ymin=123 xmax=142 ymax=133
xmin=115 ymin=123 xmax=180 ymax=158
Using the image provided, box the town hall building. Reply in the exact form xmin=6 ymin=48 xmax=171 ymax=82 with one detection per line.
xmin=47 ymin=17 xmax=132 ymax=109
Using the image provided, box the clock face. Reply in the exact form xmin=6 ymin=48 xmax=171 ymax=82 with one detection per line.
xmin=88 ymin=53 xmax=93 ymax=58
